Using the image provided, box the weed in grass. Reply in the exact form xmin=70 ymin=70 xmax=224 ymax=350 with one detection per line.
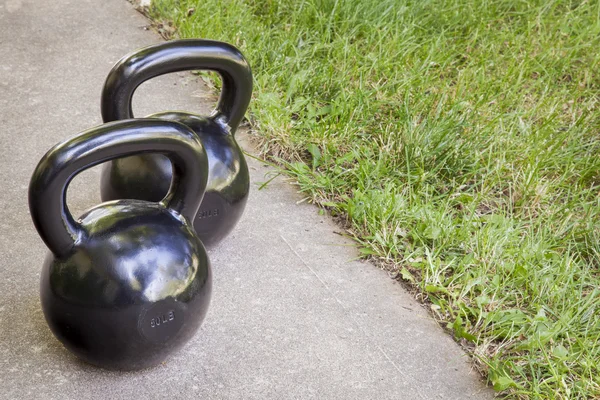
xmin=148 ymin=0 xmax=600 ymax=398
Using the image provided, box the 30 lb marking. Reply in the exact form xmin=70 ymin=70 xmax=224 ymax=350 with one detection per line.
xmin=197 ymin=208 xmax=219 ymax=219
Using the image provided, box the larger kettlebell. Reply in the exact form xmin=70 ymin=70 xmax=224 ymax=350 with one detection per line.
xmin=100 ymin=39 xmax=253 ymax=248
xmin=29 ymin=119 xmax=211 ymax=370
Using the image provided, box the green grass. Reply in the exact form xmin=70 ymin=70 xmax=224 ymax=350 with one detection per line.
xmin=147 ymin=0 xmax=600 ymax=397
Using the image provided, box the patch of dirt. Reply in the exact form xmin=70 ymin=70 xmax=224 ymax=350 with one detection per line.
xmin=127 ymin=0 xmax=176 ymax=40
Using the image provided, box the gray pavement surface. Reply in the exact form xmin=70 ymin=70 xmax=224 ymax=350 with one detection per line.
xmin=0 ymin=0 xmax=494 ymax=398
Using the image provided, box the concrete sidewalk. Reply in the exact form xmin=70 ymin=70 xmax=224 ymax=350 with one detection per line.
xmin=0 ymin=1 xmax=494 ymax=398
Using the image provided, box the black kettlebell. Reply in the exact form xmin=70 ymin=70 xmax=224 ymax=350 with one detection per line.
xmin=29 ymin=119 xmax=211 ymax=370
xmin=100 ymin=39 xmax=253 ymax=248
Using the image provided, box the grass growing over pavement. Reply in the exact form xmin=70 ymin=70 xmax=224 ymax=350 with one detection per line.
xmin=148 ymin=0 xmax=599 ymax=397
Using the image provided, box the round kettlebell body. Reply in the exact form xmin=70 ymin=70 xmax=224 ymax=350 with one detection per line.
xmin=29 ymin=120 xmax=211 ymax=370
xmin=100 ymin=40 xmax=253 ymax=248
xmin=41 ymin=202 xmax=211 ymax=370
xmin=101 ymin=113 xmax=249 ymax=247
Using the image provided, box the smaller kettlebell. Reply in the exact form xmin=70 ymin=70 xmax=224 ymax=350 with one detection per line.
xmin=29 ymin=119 xmax=211 ymax=370
xmin=101 ymin=39 xmax=253 ymax=248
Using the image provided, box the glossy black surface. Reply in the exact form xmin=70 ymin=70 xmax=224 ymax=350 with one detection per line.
xmin=100 ymin=39 xmax=253 ymax=247
xmin=29 ymin=120 xmax=212 ymax=370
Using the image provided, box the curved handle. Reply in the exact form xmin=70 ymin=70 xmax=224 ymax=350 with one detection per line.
xmin=101 ymin=39 xmax=253 ymax=134
xmin=28 ymin=119 xmax=208 ymax=258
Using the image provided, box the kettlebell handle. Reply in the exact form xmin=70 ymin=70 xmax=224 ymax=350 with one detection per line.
xmin=101 ymin=39 xmax=253 ymax=134
xmin=29 ymin=119 xmax=208 ymax=258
